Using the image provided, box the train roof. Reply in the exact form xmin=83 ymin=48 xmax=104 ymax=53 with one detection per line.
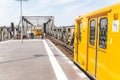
xmin=76 ymin=3 xmax=120 ymax=20
xmin=87 ymin=3 xmax=120 ymax=17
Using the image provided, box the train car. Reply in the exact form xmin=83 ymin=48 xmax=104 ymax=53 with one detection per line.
xmin=34 ymin=25 xmax=43 ymax=39
xmin=74 ymin=3 xmax=120 ymax=80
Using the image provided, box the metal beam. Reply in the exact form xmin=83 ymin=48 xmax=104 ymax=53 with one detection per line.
xmin=23 ymin=17 xmax=33 ymax=26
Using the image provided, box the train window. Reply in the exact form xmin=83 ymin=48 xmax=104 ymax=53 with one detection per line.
xmin=99 ymin=18 xmax=108 ymax=49
xmin=79 ymin=22 xmax=82 ymax=41
xmin=90 ymin=20 xmax=96 ymax=45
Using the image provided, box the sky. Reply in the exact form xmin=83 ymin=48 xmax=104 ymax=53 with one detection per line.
xmin=0 ymin=0 xmax=120 ymax=26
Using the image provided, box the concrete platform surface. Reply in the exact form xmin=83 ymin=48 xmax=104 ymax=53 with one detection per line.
xmin=0 ymin=39 xmax=90 ymax=80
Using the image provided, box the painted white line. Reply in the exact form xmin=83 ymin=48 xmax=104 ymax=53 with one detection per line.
xmin=77 ymin=73 xmax=88 ymax=78
xmin=67 ymin=61 xmax=73 ymax=65
xmin=57 ymin=49 xmax=61 ymax=51
xmin=47 ymin=39 xmax=60 ymax=50
xmin=64 ymin=57 xmax=69 ymax=60
xmin=48 ymin=39 xmax=55 ymax=46
xmin=47 ymin=39 xmax=90 ymax=80
xmin=72 ymin=65 xmax=79 ymax=70
xmin=60 ymin=53 xmax=66 ymax=57
xmin=59 ymin=51 xmax=63 ymax=54
xmin=43 ymin=40 xmax=68 ymax=80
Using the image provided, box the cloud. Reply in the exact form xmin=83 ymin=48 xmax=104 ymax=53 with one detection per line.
xmin=51 ymin=0 xmax=76 ymax=6
xmin=0 ymin=0 xmax=120 ymax=26
xmin=0 ymin=0 xmax=21 ymax=26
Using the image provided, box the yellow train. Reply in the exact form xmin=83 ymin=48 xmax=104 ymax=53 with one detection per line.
xmin=34 ymin=27 xmax=43 ymax=39
xmin=74 ymin=3 xmax=120 ymax=80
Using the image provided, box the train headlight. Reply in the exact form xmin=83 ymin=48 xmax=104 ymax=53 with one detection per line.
xmin=114 ymin=13 xmax=118 ymax=20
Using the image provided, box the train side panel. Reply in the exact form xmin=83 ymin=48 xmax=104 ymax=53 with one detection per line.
xmin=87 ymin=5 xmax=120 ymax=80
xmin=77 ymin=16 xmax=88 ymax=70
xmin=95 ymin=5 xmax=120 ymax=80
xmin=74 ymin=3 xmax=120 ymax=80
xmin=104 ymin=6 xmax=120 ymax=80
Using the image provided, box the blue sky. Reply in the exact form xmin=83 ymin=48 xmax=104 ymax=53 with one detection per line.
xmin=0 ymin=0 xmax=120 ymax=26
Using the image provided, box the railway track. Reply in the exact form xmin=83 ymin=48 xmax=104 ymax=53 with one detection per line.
xmin=47 ymin=34 xmax=73 ymax=61
xmin=62 ymin=45 xmax=73 ymax=54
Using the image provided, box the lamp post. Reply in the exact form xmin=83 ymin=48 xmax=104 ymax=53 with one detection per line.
xmin=16 ymin=0 xmax=28 ymax=44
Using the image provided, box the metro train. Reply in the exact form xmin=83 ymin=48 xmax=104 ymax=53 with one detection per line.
xmin=34 ymin=25 xmax=43 ymax=39
xmin=74 ymin=3 xmax=120 ymax=80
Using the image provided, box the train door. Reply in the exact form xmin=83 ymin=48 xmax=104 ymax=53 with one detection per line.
xmin=74 ymin=21 xmax=79 ymax=62
xmin=78 ymin=18 xmax=88 ymax=70
xmin=96 ymin=16 xmax=108 ymax=80
xmin=77 ymin=21 xmax=82 ymax=65
xmin=87 ymin=15 xmax=108 ymax=79
xmin=87 ymin=17 xmax=97 ymax=77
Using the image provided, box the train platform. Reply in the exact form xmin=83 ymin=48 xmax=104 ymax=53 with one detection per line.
xmin=0 ymin=39 xmax=90 ymax=80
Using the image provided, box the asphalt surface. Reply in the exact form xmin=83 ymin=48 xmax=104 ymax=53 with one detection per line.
xmin=0 ymin=39 xmax=89 ymax=80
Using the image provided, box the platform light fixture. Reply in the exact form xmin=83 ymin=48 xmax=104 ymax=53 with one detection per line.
xmin=16 ymin=0 xmax=28 ymax=44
